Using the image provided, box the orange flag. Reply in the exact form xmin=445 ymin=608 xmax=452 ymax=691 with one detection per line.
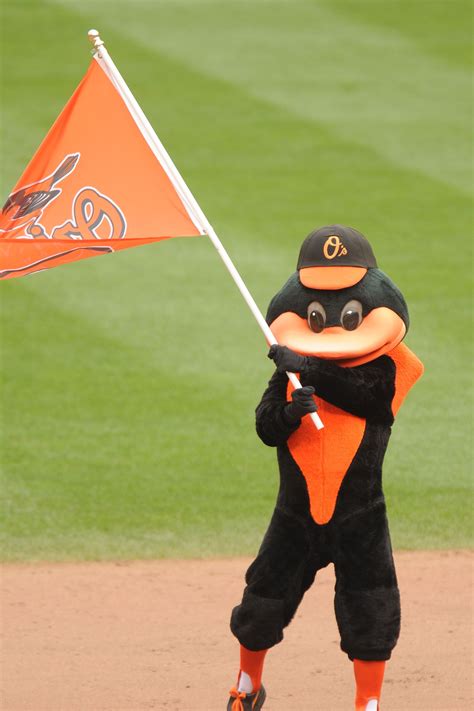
xmin=0 ymin=58 xmax=205 ymax=280
xmin=1 ymin=30 xmax=325 ymax=429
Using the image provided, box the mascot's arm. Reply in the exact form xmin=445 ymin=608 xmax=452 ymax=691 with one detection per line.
xmin=303 ymin=355 xmax=396 ymax=423
xmin=269 ymin=344 xmax=396 ymax=423
xmin=256 ymin=371 xmax=303 ymax=447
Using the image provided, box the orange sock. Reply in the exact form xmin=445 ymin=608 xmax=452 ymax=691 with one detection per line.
xmin=353 ymin=659 xmax=385 ymax=710
xmin=238 ymin=646 xmax=268 ymax=693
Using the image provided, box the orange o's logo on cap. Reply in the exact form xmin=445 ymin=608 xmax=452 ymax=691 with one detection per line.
xmin=323 ymin=235 xmax=348 ymax=260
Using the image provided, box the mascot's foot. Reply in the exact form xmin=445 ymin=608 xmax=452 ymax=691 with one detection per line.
xmin=227 ymin=685 xmax=266 ymax=710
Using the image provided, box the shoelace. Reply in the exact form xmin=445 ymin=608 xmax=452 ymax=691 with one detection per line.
xmin=229 ymin=687 xmax=247 ymax=711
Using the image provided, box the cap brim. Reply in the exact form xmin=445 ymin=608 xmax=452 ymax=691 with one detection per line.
xmin=299 ymin=266 xmax=367 ymax=290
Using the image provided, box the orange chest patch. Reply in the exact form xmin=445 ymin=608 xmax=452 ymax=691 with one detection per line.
xmin=286 ymin=381 xmax=365 ymax=524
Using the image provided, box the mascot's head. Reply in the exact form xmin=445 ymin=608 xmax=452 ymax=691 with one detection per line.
xmin=267 ymin=225 xmax=408 ymax=366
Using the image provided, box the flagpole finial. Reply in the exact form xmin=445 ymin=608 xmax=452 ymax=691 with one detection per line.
xmin=88 ymin=29 xmax=104 ymax=52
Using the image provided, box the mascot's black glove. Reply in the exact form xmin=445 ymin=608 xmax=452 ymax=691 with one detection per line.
xmin=268 ymin=344 xmax=308 ymax=373
xmin=284 ymin=386 xmax=318 ymax=423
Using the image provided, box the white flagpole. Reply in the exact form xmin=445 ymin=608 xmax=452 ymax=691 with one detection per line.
xmin=87 ymin=30 xmax=324 ymax=430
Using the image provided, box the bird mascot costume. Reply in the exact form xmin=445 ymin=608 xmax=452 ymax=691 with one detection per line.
xmin=227 ymin=225 xmax=423 ymax=710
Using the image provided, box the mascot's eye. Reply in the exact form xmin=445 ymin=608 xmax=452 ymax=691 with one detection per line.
xmin=341 ymin=300 xmax=363 ymax=331
xmin=307 ymin=301 xmax=326 ymax=333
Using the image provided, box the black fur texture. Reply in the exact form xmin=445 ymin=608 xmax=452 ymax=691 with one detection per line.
xmin=230 ymin=355 xmax=401 ymax=661
xmin=266 ymin=269 xmax=409 ymax=332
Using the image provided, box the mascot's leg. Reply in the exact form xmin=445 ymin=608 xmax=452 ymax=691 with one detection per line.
xmin=228 ymin=507 xmax=322 ymax=703
xmin=332 ymin=502 xmax=400 ymax=710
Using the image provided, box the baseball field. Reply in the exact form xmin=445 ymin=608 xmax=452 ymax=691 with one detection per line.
xmin=1 ymin=1 xmax=472 ymax=709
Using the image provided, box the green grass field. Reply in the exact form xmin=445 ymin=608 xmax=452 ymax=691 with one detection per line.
xmin=1 ymin=0 xmax=472 ymax=560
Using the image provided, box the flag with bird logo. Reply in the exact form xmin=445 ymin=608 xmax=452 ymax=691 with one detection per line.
xmin=0 ymin=58 xmax=204 ymax=280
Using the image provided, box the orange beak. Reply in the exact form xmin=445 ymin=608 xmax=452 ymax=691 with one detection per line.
xmin=270 ymin=307 xmax=406 ymax=367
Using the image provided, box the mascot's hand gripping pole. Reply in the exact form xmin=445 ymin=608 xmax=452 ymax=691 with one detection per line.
xmin=205 ymin=227 xmax=324 ymax=431
xmin=88 ymin=30 xmax=323 ymax=431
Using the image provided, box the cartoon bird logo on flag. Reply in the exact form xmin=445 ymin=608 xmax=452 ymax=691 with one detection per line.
xmin=1 ymin=151 xmax=127 ymax=244
xmin=2 ymin=154 xmax=80 ymax=239
xmin=0 ymin=55 xmax=204 ymax=280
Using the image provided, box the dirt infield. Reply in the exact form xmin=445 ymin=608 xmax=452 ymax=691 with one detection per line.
xmin=1 ymin=551 xmax=472 ymax=710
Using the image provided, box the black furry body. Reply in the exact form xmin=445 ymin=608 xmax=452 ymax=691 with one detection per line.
xmin=231 ymin=355 xmax=401 ymax=661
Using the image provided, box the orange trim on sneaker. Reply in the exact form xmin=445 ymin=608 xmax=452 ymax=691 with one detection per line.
xmin=229 ymin=687 xmax=247 ymax=711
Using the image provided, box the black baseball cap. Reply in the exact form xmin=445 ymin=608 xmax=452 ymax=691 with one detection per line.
xmin=297 ymin=225 xmax=377 ymax=290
